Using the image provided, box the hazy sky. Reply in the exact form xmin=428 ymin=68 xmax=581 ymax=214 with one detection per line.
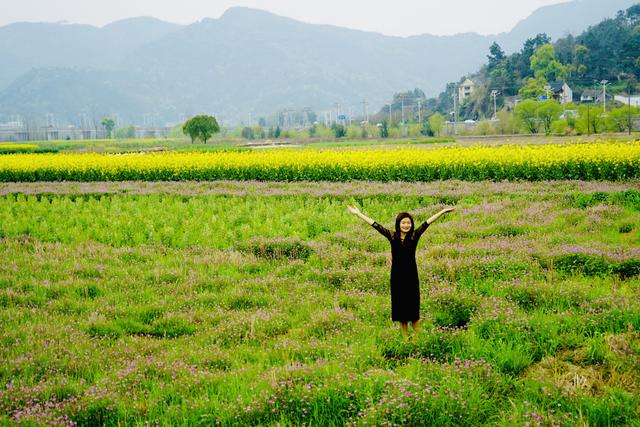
xmin=1 ymin=0 xmax=569 ymax=36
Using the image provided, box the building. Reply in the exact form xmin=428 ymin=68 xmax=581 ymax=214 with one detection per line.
xmin=580 ymin=89 xmax=610 ymax=104
xmin=503 ymin=96 xmax=521 ymax=111
xmin=614 ymin=95 xmax=640 ymax=108
xmin=549 ymin=81 xmax=573 ymax=104
xmin=458 ymin=79 xmax=475 ymax=102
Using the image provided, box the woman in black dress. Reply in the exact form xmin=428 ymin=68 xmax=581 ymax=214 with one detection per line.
xmin=348 ymin=205 xmax=455 ymax=336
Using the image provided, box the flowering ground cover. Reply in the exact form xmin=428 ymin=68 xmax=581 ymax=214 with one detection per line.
xmin=0 ymin=180 xmax=638 ymax=425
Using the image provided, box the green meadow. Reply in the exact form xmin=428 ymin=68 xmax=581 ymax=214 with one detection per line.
xmin=0 ymin=180 xmax=638 ymax=425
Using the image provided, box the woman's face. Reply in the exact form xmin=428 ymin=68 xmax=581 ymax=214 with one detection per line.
xmin=399 ymin=217 xmax=412 ymax=233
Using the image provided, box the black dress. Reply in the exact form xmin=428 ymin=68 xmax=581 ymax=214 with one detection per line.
xmin=371 ymin=221 xmax=429 ymax=322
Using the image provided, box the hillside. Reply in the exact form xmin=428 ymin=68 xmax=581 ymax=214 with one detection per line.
xmin=0 ymin=0 xmax=635 ymax=125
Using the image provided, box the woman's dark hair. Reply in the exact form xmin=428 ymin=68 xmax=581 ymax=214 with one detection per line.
xmin=394 ymin=212 xmax=414 ymax=240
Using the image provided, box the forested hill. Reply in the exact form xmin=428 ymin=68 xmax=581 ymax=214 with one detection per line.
xmin=0 ymin=0 xmax=636 ymax=125
xmin=426 ymin=4 xmax=640 ymax=120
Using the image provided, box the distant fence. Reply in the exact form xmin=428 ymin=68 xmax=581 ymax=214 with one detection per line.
xmin=0 ymin=127 xmax=174 ymax=142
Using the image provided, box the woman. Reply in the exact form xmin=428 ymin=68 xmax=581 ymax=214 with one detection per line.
xmin=347 ymin=205 xmax=455 ymax=337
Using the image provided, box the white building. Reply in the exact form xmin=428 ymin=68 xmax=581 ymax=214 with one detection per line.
xmin=549 ymin=81 xmax=573 ymax=104
xmin=458 ymin=79 xmax=475 ymax=102
xmin=614 ymin=95 xmax=640 ymax=107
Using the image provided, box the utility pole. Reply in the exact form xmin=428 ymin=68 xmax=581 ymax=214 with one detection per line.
xmin=452 ymin=86 xmax=458 ymax=135
xmin=388 ymin=104 xmax=392 ymax=123
xmin=629 ymin=81 xmax=633 ymax=135
xmin=491 ymin=90 xmax=500 ymax=119
xmin=79 ymin=113 xmax=88 ymax=131
xmin=361 ymin=99 xmax=369 ymax=123
xmin=417 ymin=99 xmax=422 ymax=123
xmin=601 ymin=80 xmax=610 ymax=112
xmin=587 ymin=103 xmax=590 ymax=136
xmin=334 ymin=103 xmax=341 ymax=125
xmin=400 ymin=95 xmax=405 ymax=125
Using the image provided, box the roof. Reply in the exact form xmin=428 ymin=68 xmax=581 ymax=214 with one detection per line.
xmin=581 ymin=89 xmax=603 ymax=98
xmin=460 ymin=78 xmax=474 ymax=87
xmin=549 ymin=81 xmax=567 ymax=92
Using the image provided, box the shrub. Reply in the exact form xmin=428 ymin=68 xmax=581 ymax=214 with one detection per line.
xmin=238 ymin=238 xmax=313 ymax=260
xmin=553 ymin=253 xmax=611 ymax=277
xmin=428 ymin=291 xmax=477 ymax=328
xmin=149 ymin=316 xmax=196 ymax=338
xmin=613 ymin=259 xmax=640 ymax=280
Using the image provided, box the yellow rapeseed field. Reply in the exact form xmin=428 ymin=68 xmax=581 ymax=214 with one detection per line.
xmin=0 ymin=141 xmax=638 ymax=181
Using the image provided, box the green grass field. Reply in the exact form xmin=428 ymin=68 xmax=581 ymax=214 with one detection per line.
xmin=1 ymin=180 xmax=638 ymax=426
xmin=0 ymin=137 xmax=457 ymax=154
xmin=2 ymin=133 xmax=637 ymax=155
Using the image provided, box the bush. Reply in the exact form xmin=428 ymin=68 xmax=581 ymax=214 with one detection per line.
xmin=618 ymin=223 xmax=633 ymax=233
xmin=428 ymin=291 xmax=477 ymax=328
xmin=613 ymin=259 xmax=640 ymax=280
xmin=238 ymin=238 xmax=313 ymax=260
xmin=149 ymin=316 xmax=196 ymax=338
xmin=553 ymin=253 xmax=611 ymax=277
xmin=379 ymin=329 xmax=466 ymax=361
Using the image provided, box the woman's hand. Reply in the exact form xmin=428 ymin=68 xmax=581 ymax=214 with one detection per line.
xmin=347 ymin=205 xmax=361 ymax=215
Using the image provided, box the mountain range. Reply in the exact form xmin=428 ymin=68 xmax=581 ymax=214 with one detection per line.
xmin=0 ymin=0 xmax=636 ymax=126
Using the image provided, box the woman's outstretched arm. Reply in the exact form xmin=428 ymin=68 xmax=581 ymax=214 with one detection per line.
xmin=427 ymin=207 xmax=455 ymax=225
xmin=347 ymin=205 xmax=375 ymax=225
xmin=415 ymin=207 xmax=455 ymax=239
xmin=348 ymin=205 xmax=393 ymax=240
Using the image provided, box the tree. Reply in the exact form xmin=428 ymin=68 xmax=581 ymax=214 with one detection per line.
xmin=460 ymin=84 xmax=490 ymax=120
xmin=513 ymin=33 xmax=552 ymax=79
xmin=476 ymin=120 xmax=494 ymax=136
xmin=567 ymin=44 xmax=590 ymax=78
xmin=494 ymin=110 xmax=515 ymax=134
xmin=428 ymin=113 xmax=445 ymax=136
xmin=487 ymin=42 xmax=506 ymax=70
xmin=241 ymin=127 xmax=254 ymax=140
xmin=489 ymin=62 xmax=514 ymax=96
xmin=606 ymin=105 xmax=638 ymax=132
xmin=114 ymin=125 xmax=136 ymax=139
xmin=536 ymin=99 xmax=562 ymax=134
xmin=420 ymin=119 xmax=434 ymax=136
xmin=519 ymin=77 xmax=549 ymax=100
xmin=101 ymin=117 xmax=115 ymax=139
xmin=515 ymin=99 xmax=540 ymax=134
xmin=274 ymin=126 xmax=281 ymax=138
xmin=554 ymin=34 xmax=575 ymax=66
xmin=530 ymin=44 xmax=567 ymax=82
xmin=254 ymin=126 xmax=266 ymax=139
xmin=379 ymin=120 xmax=389 ymax=138
xmin=331 ymin=123 xmax=346 ymax=138
xmin=576 ymin=105 xmax=606 ymax=134
xmin=182 ymin=115 xmax=220 ymax=144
